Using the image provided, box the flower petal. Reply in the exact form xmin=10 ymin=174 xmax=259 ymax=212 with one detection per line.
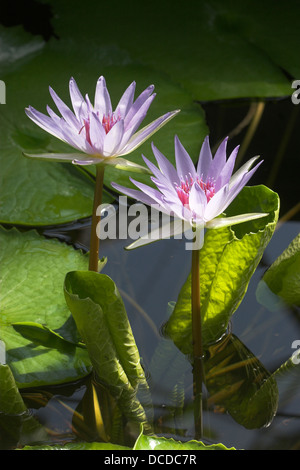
xmin=89 ymin=112 xmax=105 ymax=153
xmin=23 ymin=152 xmax=91 ymax=162
xmin=115 ymin=81 xmax=136 ymax=119
xmin=125 ymin=217 xmax=186 ymax=250
xmin=206 ymin=137 xmax=228 ymax=181
xmin=125 ymin=84 xmax=155 ymax=125
xmin=119 ymin=109 xmax=180 ymax=156
xmin=215 ymin=144 xmax=239 ymax=190
xmin=25 ymin=106 xmax=65 ymax=141
xmin=206 ymin=212 xmax=269 ymax=229
xmin=205 ymin=184 xmax=230 ymax=220
xmin=224 ymin=160 xmax=263 ymax=208
xmin=111 ymin=181 xmax=161 ymax=206
xmin=151 ymin=143 xmax=179 ymax=184
xmin=197 ymin=135 xmax=213 ymax=180
xmin=49 ymin=86 xmax=80 ymax=130
xmin=103 ymin=119 xmax=124 ymax=156
xmin=174 ymin=135 xmax=197 ymax=180
xmin=94 ymin=76 xmax=112 ymax=117
xmin=189 ymin=182 xmax=207 ymax=220
xmin=60 ymin=119 xmax=95 ymax=154
xmin=69 ymin=77 xmax=85 ymax=119
xmin=122 ymin=93 xmax=156 ymax=137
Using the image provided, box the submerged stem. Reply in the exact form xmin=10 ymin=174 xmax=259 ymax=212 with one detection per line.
xmin=89 ymin=165 xmax=105 ymax=272
xmin=191 ymin=247 xmax=204 ymax=440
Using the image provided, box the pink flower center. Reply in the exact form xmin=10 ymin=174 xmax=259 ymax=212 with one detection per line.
xmin=101 ymin=113 xmax=120 ymax=134
xmin=79 ymin=112 xmax=121 ymax=146
xmin=175 ymin=174 xmax=215 ymax=207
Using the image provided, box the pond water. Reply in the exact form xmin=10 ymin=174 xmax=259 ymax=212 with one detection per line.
xmin=1 ymin=97 xmax=300 ymax=450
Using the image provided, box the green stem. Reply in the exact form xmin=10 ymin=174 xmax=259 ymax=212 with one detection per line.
xmin=191 ymin=247 xmax=204 ymax=440
xmin=89 ymin=165 xmax=105 ymax=272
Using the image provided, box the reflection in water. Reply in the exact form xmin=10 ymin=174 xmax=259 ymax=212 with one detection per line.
xmin=204 ymin=333 xmax=278 ymax=429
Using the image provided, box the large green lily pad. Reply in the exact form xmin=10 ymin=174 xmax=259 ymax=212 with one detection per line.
xmin=0 ymin=227 xmax=92 ymax=388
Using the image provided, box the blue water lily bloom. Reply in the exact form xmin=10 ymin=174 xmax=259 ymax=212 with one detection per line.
xmin=24 ymin=76 xmax=179 ymax=170
xmin=111 ymin=135 xmax=268 ymax=248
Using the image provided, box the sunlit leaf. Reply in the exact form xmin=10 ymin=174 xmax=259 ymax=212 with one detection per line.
xmin=257 ymin=233 xmax=300 ymax=309
xmin=64 ymin=270 xmax=152 ymax=427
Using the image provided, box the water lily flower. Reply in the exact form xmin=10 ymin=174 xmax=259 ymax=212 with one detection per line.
xmin=24 ymin=76 xmax=179 ymax=171
xmin=111 ymin=135 xmax=268 ymax=249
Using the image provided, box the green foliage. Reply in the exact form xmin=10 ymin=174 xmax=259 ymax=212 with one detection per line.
xmin=64 ymin=270 xmax=152 ymax=427
xmin=165 ymin=186 xmax=280 ymax=351
xmin=18 ymin=428 xmax=235 ymax=450
xmin=0 ymin=227 xmax=92 ymax=388
xmin=257 ymin=233 xmax=300 ymax=309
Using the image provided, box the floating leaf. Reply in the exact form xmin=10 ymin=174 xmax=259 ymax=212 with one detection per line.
xmin=48 ymin=0 xmax=293 ymax=100
xmin=165 ymin=185 xmax=280 ymax=351
xmin=0 ymin=227 xmax=91 ymax=388
xmin=257 ymin=233 xmax=300 ymax=309
xmin=133 ymin=429 xmax=235 ymax=450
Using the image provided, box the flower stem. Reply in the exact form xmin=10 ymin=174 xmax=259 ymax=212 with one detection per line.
xmin=191 ymin=246 xmax=204 ymax=440
xmin=89 ymin=165 xmax=105 ymax=272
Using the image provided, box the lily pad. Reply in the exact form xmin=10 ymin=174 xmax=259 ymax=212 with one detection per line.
xmin=0 ymin=227 xmax=92 ymax=388
xmin=257 ymin=233 xmax=300 ymax=309
xmin=47 ymin=0 xmax=293 ymax=100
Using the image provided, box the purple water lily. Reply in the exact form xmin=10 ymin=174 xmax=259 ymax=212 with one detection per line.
xmin=25 ymin=76 xmax=179 ymax=170
xmin=111 ymin=135 xmax=268 ymax=248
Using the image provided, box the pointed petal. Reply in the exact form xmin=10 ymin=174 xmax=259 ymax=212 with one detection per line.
xmin=102 ymin=157 xmax=151 ymax=173
xmin=103 ymin=119 xmax=124 ymax=156
xmin=69 ymin=77 xmax=85 ymax=119
xmin=128 ymin=178 xmax=167 ymax=206
xmin=205 ymin=184 xmax=230 ymax=220
xmin=23 ymin=152 xmax=91 ymax=162
xmin=25 ymin=106 xmax=65 ymax=141
xmin=89 ymin=112 xmax=105 ymax=153
xmin=189 ymin=182 xmax=207 ymax=219
xmin=94 ymin=76 xmax=112 ymax=116
xmin=206 ymin=212 xmax=269 ymax=229
xmin=111 ymin=181 xmax=161 ymax=206
xmin=49 ymin=86 xmax=79 ymax=130
xmin=151 ymin=143 xmax=179 ymax=184
xmin=197 ymin=135 xmax=213 ymax=180
xmin=206 ymin=137 xmax=228 ymax=181
xmin=115 ymin=81 xmax=136 ymax=118
xmin=142 ymin=154 xmax=178 ymax=198
xmin=229 ymin=156 xmax=261 ymax=189
xmin=119 ymin=110 xmax=180 ymax=156
xmin=125 ymin=218 xmax=186 ymax=250
xmin=174 ymin=135 xmax=197 ymax=179
xmin=215 ymin=145 xmax=239 ymax=190
xmin=123 ymin=93 xmax=156 ymax=136
xmin=225 ymin=160 xmax=263 ymax=207
xmin=125 ymin=84 xmax=155 ymax=125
